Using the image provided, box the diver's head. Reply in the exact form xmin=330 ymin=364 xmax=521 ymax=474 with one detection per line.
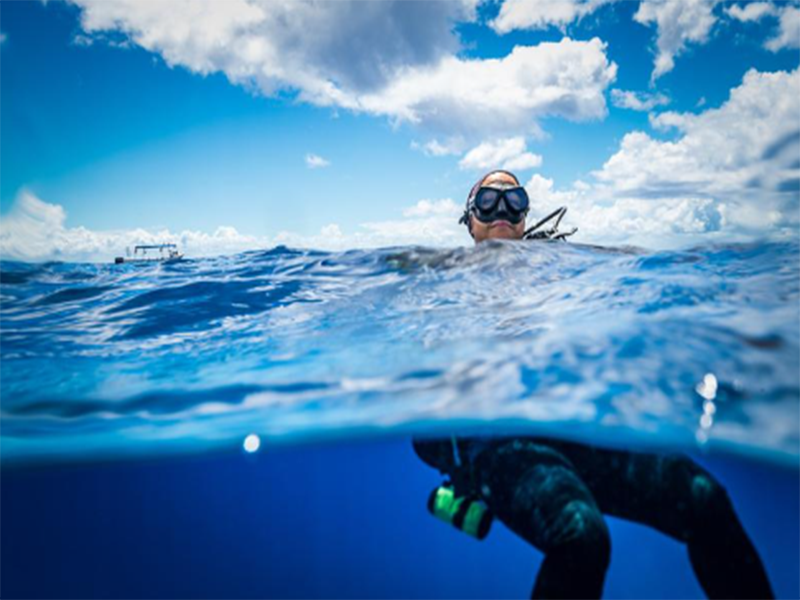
xmin=460 ymin=170 xmax=529 ymax=243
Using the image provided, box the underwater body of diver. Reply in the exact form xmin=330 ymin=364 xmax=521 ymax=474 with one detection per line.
xmin=413 ymin=170 xmax=775 ymax=600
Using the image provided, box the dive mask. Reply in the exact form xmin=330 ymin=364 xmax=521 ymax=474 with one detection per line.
xmin=470 ymin=184 xmax=530 ymax=224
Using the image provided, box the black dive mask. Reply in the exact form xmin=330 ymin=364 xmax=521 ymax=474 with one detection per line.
xmin=471 ymin=186 xmax=529 ymax=224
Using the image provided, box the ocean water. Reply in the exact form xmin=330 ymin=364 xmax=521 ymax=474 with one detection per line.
xmin=2 ymin=240 xmax=799 ymax=598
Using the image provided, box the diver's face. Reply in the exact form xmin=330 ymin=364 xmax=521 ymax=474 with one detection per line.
xmin=470 ymin=172 xmax=526 ymax=244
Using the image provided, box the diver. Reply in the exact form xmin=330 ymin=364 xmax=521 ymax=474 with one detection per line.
xmin=413 ymin=170 xmax=775 ymax=599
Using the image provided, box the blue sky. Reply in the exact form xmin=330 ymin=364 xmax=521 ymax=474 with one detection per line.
xmin=1 ymin=0 xmax=798 ymax=260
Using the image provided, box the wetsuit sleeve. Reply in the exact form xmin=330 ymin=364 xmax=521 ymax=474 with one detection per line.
xmin=411 ymin=437 xmax=456 ymax=474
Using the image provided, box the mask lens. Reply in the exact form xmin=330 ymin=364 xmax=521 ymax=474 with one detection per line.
xmin=474 ymin=188 xmax=500 ymax=212
xmin=504 ymin=188 xmax=529 ymax=212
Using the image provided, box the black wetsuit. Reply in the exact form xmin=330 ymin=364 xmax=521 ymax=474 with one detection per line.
xmin=413 ymin=436 xmax=774 ymax=599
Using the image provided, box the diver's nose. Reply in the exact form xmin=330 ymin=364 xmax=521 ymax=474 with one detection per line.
xmin=496 ymin=196 xmax=511 ymax=215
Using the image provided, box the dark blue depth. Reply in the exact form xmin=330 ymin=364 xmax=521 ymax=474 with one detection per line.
xmin=2 ymin=437 xmax=798 ymax=599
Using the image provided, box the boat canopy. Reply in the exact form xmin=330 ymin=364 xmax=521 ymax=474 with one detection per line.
xmin=134 ymin=244 xmax=178 ymax=251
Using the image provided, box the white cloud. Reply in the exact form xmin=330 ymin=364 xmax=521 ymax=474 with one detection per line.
xmin=459 ymin=137 xmax=543 ymax=171
xmin=526 ymin=67 xmax=800 ymax=247
xmin=524 ymin=174 xmax=758 ymax=248
xmin=72 ymin=33 xmax=95 ymax=47
xmin=71 ymin=0 xmax=475 ymax=92
xmin=599 ymin=69 xmax=800 ymax=199
xmin=726 ymin=2 xmax=777 ymax=22
xmin=402 ymin=198 xmax=461 ymax=218
xmin=0 ymin=190 xmax=268 ymax=263
xmin=305 ymin=153 xmax=330 ymax=169
xmin=0 ymin=192 xmax=470 ymax=262
xmin=611 ymin=89 xmax=670 ymax=111
xmin=634 ymin=0 xmax=720 ymax=81
xmin=766 ymin=5 xmax=800 ymax=51
xmin=725 ymin=2 xmax=799 ymax=52
xmin=574 ymin=196 xmax=730 ymax=243
xmin=411 ymin=138 xmax=466 ymax=157
xmin=69 ymin=1 xmax=616 ymax=138
xmin=356 ymin=39 xmax=616 ymax=137
xmin=526 ymin=69 xmax=800 ymax=248
xmin=504 ymin=154 xmax=545 ymax=171
xmin=526 ymin=173 xmax=567 ymax=205
xmin=275 ymin=198 xmax=466 ymax=250
xmin=490 ymin=0 xmax=616 ymax=33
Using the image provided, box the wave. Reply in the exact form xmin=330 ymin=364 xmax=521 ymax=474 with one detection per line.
xmin=1 ymin=240 xmax=798 ymax=466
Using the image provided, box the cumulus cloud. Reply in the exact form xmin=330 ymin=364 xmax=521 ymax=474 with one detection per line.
xmin=275 ymin=198 xmax=466 ymax=250
xmin=526 ymin=173 xmax=573 ymax=205
xmin=356 ymin=39 xmax=616 ymax=137
xmin=71 ymin=0 xmax=475 ymax=92
xmin=305 ymin=153 xmax=330 ymax=169
xmin=68 ymin=1 xmax=616 ymax=139
xmin=610 ymin=89 xmax=670 ymax=111
xmin=526 ymin=68 xmax=800 ymax=247
xmin=410 ymin=138 xmax=467 ymax=157
xmin=599 ymin=69 xmax=800 ymax=198
xmin=725 ymin=2 xmax=799 ymax=52
xmin=490 ymin=0 xmax=617 ymax=33
xmin=766 ymin=5 xmax=800 ymax=51
xmin=402 ymin=198 xmax=462 ymax=218
xmin=525 ymin=172 xmax=734 ymax=247
xmin=0 ymin=192 xmax=470 ymax=262
xmin=634 ymin=0 xmax=721 ymax=81
xmin=726 ymin=2 xmax=777 ymax=22
xmin=459 ymin=137 xmax=543 ymax=171
xmin=0 ymin=190 xmax=268 ymax=263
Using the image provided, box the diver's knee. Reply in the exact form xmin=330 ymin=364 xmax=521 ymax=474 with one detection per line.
xmin=551 ymin=500 xmax=611 ymax=570
xmin=689 ymin=470 xmax=734 ymax=530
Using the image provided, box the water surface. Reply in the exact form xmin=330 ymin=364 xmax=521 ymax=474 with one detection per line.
xmin=1 ymin=240 xmax=798 ymax=465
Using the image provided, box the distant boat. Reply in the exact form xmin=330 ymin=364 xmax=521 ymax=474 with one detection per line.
xmin=114 ymin=244 xmax=184 ymax=264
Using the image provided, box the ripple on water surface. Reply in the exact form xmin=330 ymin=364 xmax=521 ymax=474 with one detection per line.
xmin=1 ymin=241 xmax=798 ymax=465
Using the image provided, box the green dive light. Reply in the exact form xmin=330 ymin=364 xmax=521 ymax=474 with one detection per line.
xmin=427 ymin=483 xmax=493 ymax=540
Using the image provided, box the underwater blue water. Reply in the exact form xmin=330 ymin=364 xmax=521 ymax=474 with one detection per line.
xmin=1 ymin=240 xmax=799 ymax=599
xmin=1 ymin=438 xmax=798 ymax=599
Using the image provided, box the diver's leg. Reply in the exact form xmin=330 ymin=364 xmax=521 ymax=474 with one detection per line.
xmin=547 ymin=441 xmax=774 ymax=600
xmin=683 ymin=467 xmax=774 ymax=600
xmin=474 ymin=439 xmax=611 ymax=599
